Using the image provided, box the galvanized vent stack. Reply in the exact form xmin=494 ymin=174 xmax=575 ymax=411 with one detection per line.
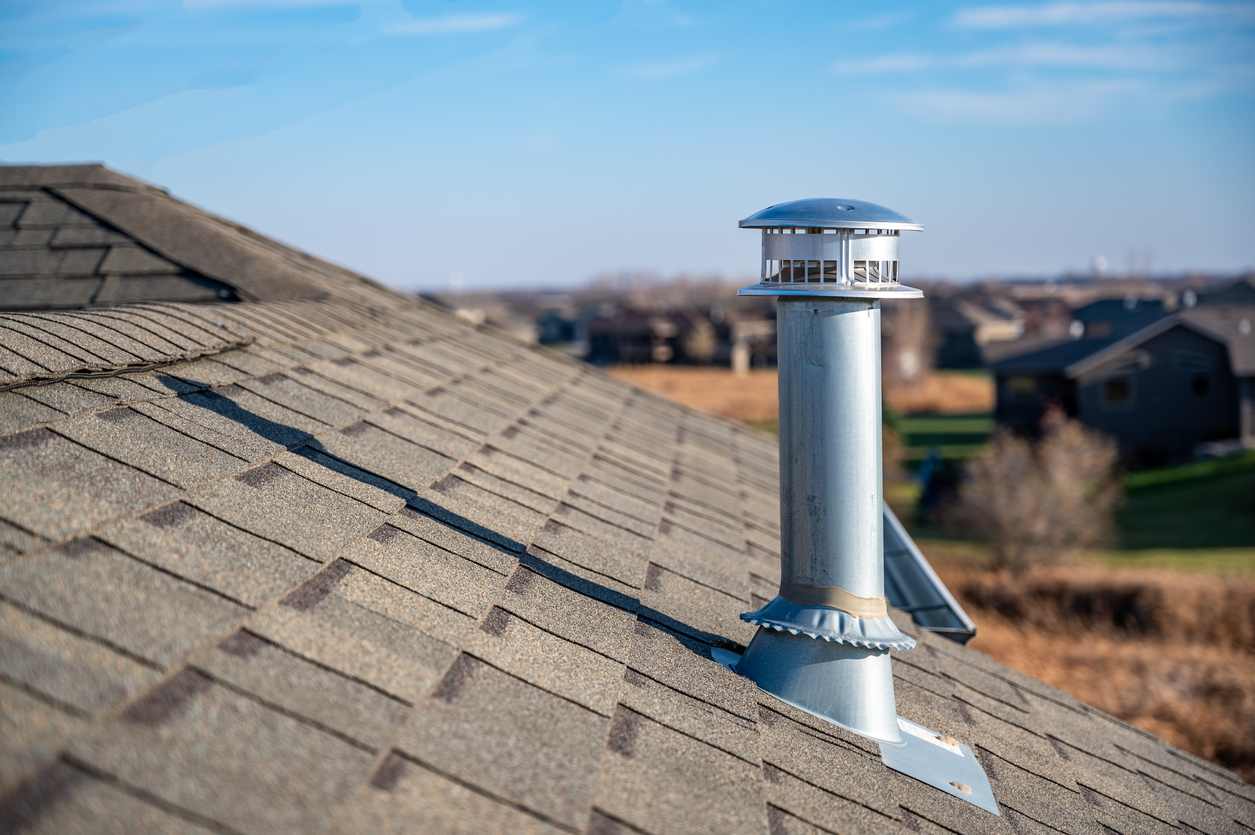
xmin=714 ymin=198 xmax=999 ymax=814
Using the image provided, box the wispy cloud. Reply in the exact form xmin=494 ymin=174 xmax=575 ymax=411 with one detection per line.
xmin=836 ymin=42 xmax=1175 ymax=74
xmin=621 ymin=54 xmax=718 ymax=80
xmin=836 ymin=53 xmax=936 ymax=74
xmin=842 ymin=11 xmax=915 ymax=31
xmin=961 ymin=42 xmax=1175 ymax=68
xmin=892 ymin=69 xmax=1248 ymax=124
xmin=390 ymin=13 xmax=524 ymax=36
xmin=183 ymin=0 xmax=388 ymax=8
xmin=612 ymin=0 xmax=699 ymax=30
xmin=895 ymin=79 xmax=1146 ymax=123
xmin=953 ymin=1 xmax=1255 ymax=30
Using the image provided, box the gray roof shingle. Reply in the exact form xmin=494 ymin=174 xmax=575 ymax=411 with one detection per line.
xmin=68 ymin=669 xmax=377 ymax=834
xmin=398 ymin=653 xmax=610 ymax=830
xmin=0 ymin=539 xmax=246 ymax=668
xmin=100 ymin=501 xmax=318 ymax=607
xmin=0 ymin=164 xmax=1249 ymax=834
xmin=0 ymin=183 xmax=236 ymax=311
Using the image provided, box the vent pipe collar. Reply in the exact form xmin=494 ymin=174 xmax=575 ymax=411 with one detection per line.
xmin=741 ymin=596 xmax=915 ymax=650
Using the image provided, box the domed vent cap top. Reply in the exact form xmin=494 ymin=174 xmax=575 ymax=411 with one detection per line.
xmin=740 ymin=198 xmax=922 ymax=231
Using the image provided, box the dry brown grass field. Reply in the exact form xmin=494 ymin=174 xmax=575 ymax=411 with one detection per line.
xmin=923 ymin=542 xmax=1255 ymax=782
xmin=614 ymin=364 xmax=1255 ymax=782
xmin=607 ymin=366 xmax=993 ymax=422
xmin=607 ymin=366 xmax=781 ymax=423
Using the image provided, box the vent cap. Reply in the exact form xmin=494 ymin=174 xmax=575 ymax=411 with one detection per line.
xmin=739 ymin=198 xmax=923 ymax=231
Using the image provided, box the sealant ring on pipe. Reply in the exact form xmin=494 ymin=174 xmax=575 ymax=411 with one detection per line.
xmin=778 ymin=582 xmax=888 ymax=619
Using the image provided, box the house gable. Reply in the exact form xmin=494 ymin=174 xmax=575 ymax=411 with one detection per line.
xmin=1073 ymin=324 xmax=1238 ymax=463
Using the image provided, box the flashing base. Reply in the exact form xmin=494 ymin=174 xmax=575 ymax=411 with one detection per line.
xmin=710 ymin=647 xmax=1000 ymax=816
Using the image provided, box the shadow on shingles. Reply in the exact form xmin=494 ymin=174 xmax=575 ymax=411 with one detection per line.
xmin=406 ymin=495 xmax=524 ymax=553
xmin=164 ymin=376 xmax=416 ymax=505
xmin=411 ymin=497 xmax=741 ymax=650
xmin=163 ymin=375 xmax=740 ymax=654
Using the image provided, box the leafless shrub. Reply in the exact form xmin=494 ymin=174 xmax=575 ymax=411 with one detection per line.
xmin=882 ymin=423 xmax=906 ymax=483
xmin=959 ymin=415 xmax=1121 ymax=574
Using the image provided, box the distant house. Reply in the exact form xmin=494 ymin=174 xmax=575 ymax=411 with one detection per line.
xmin=585 ymin=308 xmax=748 ymax=366
xmin=727 ymin=316 xmax=777 ymax=369
xmin=536 ymin=309 xmax=578 ymax=344
xmin=535 ymin=306 xmax=605 ymax=359
xmin=1069 ymin=297 xmax=1167 ymax=340
xmin=930 ymin=296 xmax=1024 ymax=368
xmin=991 ymin=301 xmax=1255 ymax=466
xmin=1199 ymin=275 xmax=1255 ymax=306
xmin=586 ymin=308 xmax=684 ymax=364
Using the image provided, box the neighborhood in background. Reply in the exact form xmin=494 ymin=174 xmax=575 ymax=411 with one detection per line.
xmin=424 ymin=271 xmax=1255 ymax=471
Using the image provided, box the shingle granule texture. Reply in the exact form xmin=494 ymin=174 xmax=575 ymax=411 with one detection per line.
xmin=1 ymin=164 xmax=1250 ymax=834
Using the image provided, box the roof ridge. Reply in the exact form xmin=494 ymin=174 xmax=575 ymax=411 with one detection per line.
xmin=0 ymin=162 xmax=418 ymax=309
xmin=0 ymin=330 xmax=252 ymax=393
xmin=0 ymin=298 xmax=420 ymax=391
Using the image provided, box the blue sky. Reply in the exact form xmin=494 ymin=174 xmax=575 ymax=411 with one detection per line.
xmin=2 ymin=1 xmax=1253 ymax=291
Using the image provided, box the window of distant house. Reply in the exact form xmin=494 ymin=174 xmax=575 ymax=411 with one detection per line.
xmin=1173 ymin=351 xmax=1213 ymax=398
xmin=1008 ymin=376 xmax=1036 ymax=403
xmin=1101 ymin=376 xmax=1134 ymax=409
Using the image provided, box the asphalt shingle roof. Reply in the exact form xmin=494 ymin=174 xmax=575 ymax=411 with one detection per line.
xmin=0 ymin=174 xmax=236 ymax=310
xmin=1 ymin=165 xmax=1251 ymax=834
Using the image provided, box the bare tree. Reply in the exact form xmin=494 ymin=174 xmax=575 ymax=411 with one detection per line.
xmin=959 ymin=414 xmax=1121 ymax=574
xmin=881 ymin=297 xmax=933 ymax=392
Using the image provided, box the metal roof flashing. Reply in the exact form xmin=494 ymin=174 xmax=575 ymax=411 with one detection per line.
xmin=712 ymin=648 xmax=1000 ymax=815
xmin=883 ymin=506 xmax=978 ymax=641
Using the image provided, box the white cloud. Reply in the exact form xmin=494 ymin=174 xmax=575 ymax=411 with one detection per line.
xmin=389 ymin=13 xmax=524 ymax=35
xmin=835 ymin=53 xmax=937 ymax=74
xmin=836 ymin=42 xmax=1174 ymax=74
xmin=895 ymin=79 xmax=1146 ymax=124
xmin=842 ymin=11 xmax=915 ymax=31
xmin=952 ymin=1 xmax=1255 ymax=30
xmin=611 ymin=0 xmax=699 ymax=30
xmin=962 ymin=42 xmax=1173 ymax=69
xmin=622 ymin=54 xmax=718 ymax=80
xmin=184 ymin=0 xmax=388 ymax=8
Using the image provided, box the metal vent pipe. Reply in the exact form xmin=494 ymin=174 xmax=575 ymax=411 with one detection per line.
xmin=734 ymin=198 xmax=923 ymax=745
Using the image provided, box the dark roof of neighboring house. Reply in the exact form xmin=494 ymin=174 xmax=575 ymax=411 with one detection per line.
xmin=986 ymin=298 xmax=1168 ymax=375
xmin=1 ymin=165 xmax=1251 ymax=834
xmin=1071 ymin=298 xmax=1166 ymax=338
xmin=1050 ymin=305 xmax=1255 ymax=380
xmin=1200 ymin=277 xmax=1255 ymax=307
xmin=1180 ymin=305 xmax=1255 ymax=376
xmin=987 ymin=336 xmax=1120 ymax=375
xmin=989 ymin=303 xmax=1255 ymax=380
xmin=587 ymin=308 xmax=684 ymax=338
xmin=929 ymin=297 xmax=983 ymax=333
